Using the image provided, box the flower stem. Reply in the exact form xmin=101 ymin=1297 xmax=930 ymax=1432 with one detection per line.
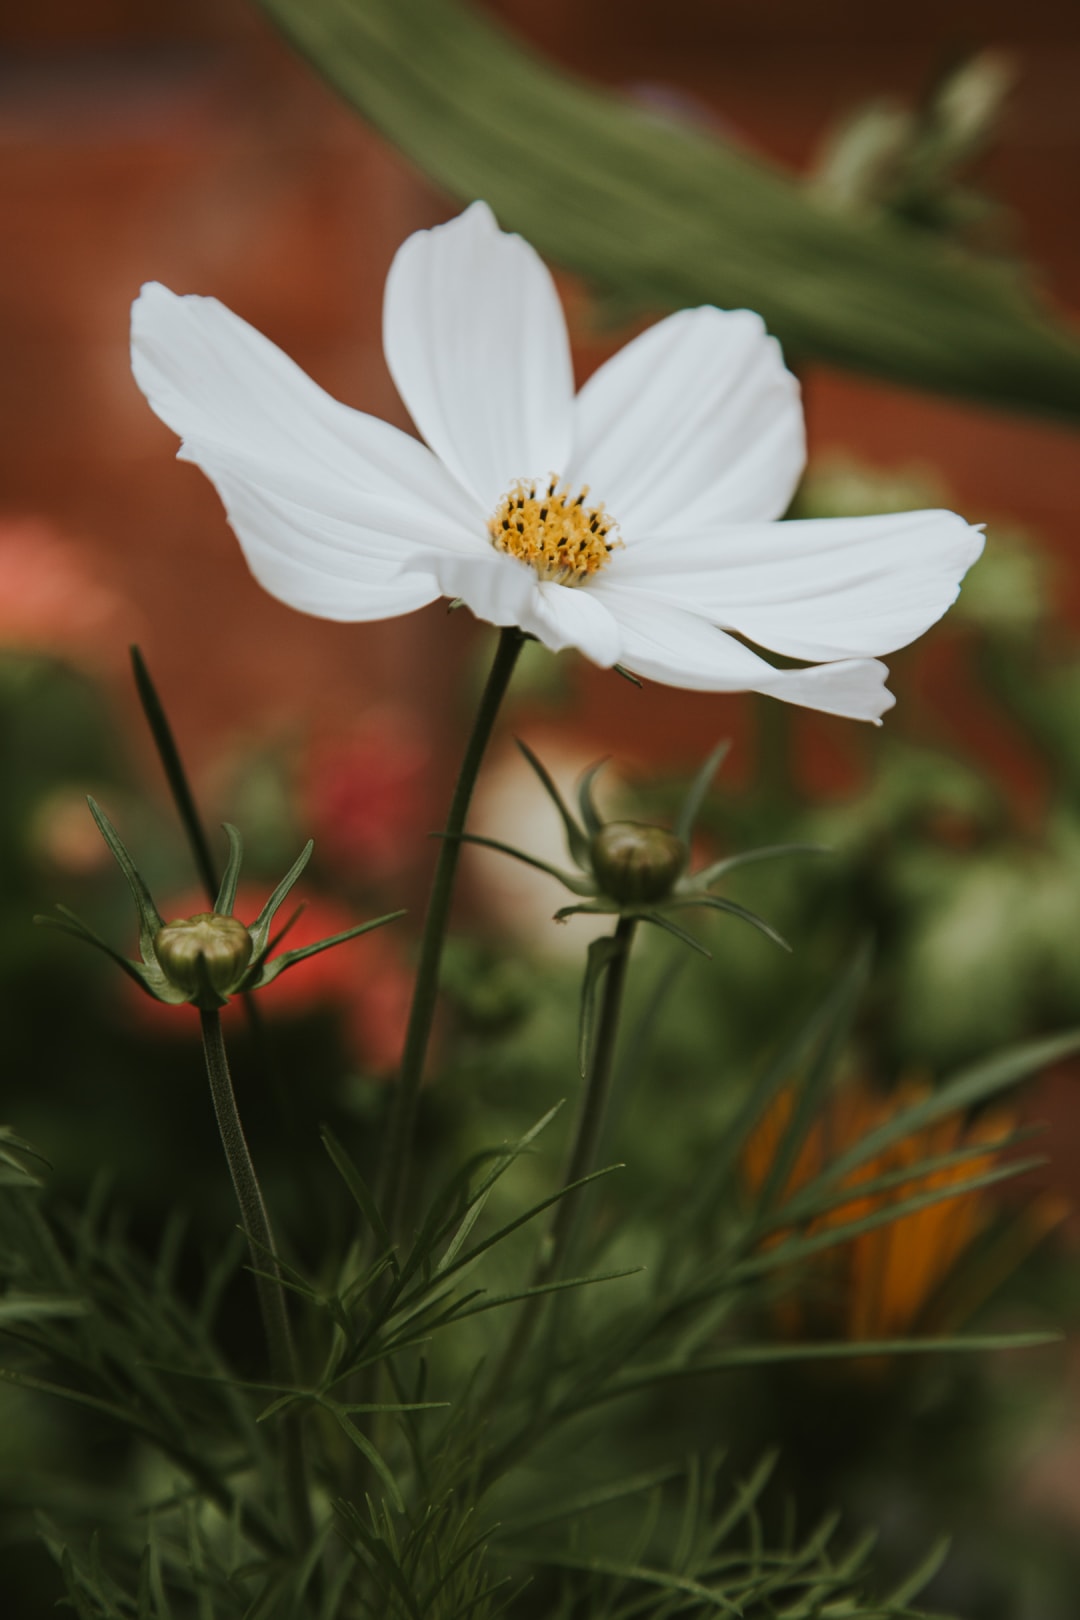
xmin=490 ymin=914 xmax=638 ymax=1398
xmin=198 ymin=1009 xmax=313 ymax=1547
xmin=380 ymin=625 xmax=524 ymax=1241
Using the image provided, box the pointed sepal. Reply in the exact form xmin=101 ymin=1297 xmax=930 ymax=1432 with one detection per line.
xmin=674 ymin=740 xmax=730 ymax=846
xmin=86 ymin=797 xmax=164 ymax=965
xmin=214 ymin=824 xmax=244 ymax=916
xmin=246 ymin=840 xmax=314 ymax=960
xmin=516 ymin=739 xmax=592 ymax=867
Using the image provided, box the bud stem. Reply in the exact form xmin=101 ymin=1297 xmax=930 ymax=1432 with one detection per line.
xmin=379 ymin=625 xmax=524 ymax=1241
xmin=488 ymin=915 xmax=638 ymax=1409
xmin=198 ymin=1009 xmax=313 ymax=1546
xmin=549 ymin=914 xmax=638 ymax=1273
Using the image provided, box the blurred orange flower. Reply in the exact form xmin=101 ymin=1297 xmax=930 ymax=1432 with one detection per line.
xmin=743 ymin=1079 xmax=1064 ymax=1344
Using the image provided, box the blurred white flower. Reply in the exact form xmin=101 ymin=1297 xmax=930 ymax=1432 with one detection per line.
xmin=467 ymin=737 xmax=623 ymax=958
xmin=131 ymin=202 xmax=982 ymax=722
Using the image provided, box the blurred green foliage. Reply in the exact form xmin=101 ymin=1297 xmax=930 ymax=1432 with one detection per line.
xmin=4 ymin=436 xmax=1080 ymax=1613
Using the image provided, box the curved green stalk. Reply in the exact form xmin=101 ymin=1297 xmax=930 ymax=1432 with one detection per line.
xmin=380 ymin=626 xmax=525 ymax=1241
xmin=199 ymin=1009 xmax=313 ymax=1547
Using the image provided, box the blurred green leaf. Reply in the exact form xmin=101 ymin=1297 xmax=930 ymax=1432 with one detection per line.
xmin=254 ymin=0 xmax=1080 ymax=419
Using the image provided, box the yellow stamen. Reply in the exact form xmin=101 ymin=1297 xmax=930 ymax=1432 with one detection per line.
xmin=488 ymin=476 xmax=620 ymax=585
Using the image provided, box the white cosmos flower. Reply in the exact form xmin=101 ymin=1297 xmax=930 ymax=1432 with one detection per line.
xmin=131 ymin=201 xmax=983 ymax=723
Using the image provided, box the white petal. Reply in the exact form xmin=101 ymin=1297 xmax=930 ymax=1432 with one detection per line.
xmin=524 ymin=580 xmax=623 ymax=666
xmin=132 ymin=281 xmax=481 ymax=538
xmin=567 ymin=307 xmax=804 ymax=534
xmin=592 ymin=585 xmax=894 ymax=722
xmin=382 ymin=201 xmax=574 ymax=513
xmin=610 ymin=510 xmax=984 ymax=660
xmin=409 ymin=547 xmax=622 ymax=666
xmin=203 ymin=463 xmax=442 ymax=622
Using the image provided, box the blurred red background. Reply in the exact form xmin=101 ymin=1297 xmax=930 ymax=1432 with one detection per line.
xmin=2 ymin=0 xmax=1077 ymax=789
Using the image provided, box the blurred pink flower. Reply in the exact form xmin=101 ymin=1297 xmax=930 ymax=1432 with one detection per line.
xmin=0 ymin=518 xmax=132 ymax=658
xmin=303 ymin=712 xmax=429 ymax=880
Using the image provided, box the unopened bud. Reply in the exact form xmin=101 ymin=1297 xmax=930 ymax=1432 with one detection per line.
xmin=590 ymin=821 xmax=686 ymax=904
xmin=154 ymin=913 xmax=253 ymax=999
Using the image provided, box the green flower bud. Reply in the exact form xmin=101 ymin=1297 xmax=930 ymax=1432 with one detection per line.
xmin=154 ymin=912 xmax=253 ymax=1000
xmin=590 ymin=821 xmax=686 ymax=905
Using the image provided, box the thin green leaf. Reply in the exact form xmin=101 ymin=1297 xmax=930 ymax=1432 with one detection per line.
xmin=213 ymin=823 xmax=244 ymax=916
xmin=329 ymin=1407 xmax=405 ymax=1511
xmin=130 ymin=644 xmax=219 ymax=906
xmin=0 ymin=1294 xmax=86 ymax=1322
xmin=497 ymin=1548 xmax=740 ymax=1614
xmin=709 ymin=1451 xmax=779 ymax=1549
xmin=735 ymin=1157 xmax=1047 ymax=1282
xmin=601 ymin=1332 xmax=1061 ymax=1399
xmin=336 ymin=1506 xmax=420 ymax=1615
xmin=766 ymin=1127 xmax=1040 ymax=1234
xmin=675 ymin=741 xmax=730 ymax=846
xmin=740 ymin=1510 xmax=843 ymax=1608
xmin=518 ymin=738 xmax=591 ymax=866
xmin=885 ymin=1537 xmax=952 ymax=1607
xmin=321 ymin=1127 xmax=399 ymax=1275
xmin=0 ymin=1127 xmax=50 ymax=1170
xmin=753 ymin=946 xmax=870 ymax=1218
xmin=677 ymin=948 xmax=871 ymax=1244
xmin=439 ymin=1165 xmax=622 ymax=1282
xmin=449 ymin=1266 xmax=640 ymax=1323
xmin=496 ymin=1464 xmax=686 ymax=1538
xmin=423 ymin=1103 xmax=567 ymax=1282
xmin=5 ymin=1372 xmax=275 ymax=1551
xmin=814 ymin=1026 xmax=1080 ymax=1194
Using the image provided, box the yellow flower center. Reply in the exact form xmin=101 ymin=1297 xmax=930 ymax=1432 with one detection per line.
xmin=488 ymin=476 xmax=620 ymax=585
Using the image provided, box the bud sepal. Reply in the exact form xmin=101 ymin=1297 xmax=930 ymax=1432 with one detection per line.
xmin=457 ymin=741 xmax=821 ymax=958
xmin=37 ymin=798 xmax=403 ymax=1011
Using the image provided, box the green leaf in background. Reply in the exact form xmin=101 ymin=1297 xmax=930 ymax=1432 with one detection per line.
xmin=253 ymin=0 xmax=1080 ymax=420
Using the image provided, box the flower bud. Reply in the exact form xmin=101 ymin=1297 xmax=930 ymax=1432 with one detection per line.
xmin=154 ymin=912 xmax=253 ymax=1000
xmin=590 ymin=821 xmax=686 ymax=905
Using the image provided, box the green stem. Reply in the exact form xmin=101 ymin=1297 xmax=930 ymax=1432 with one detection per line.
xmin=199 ymin=1009 xmax=313 ymax=1547
xmin=489 ymin=914 xmax=638 ymax=1404
xmin=380 ymin=626 xmax=524 ymax=1241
